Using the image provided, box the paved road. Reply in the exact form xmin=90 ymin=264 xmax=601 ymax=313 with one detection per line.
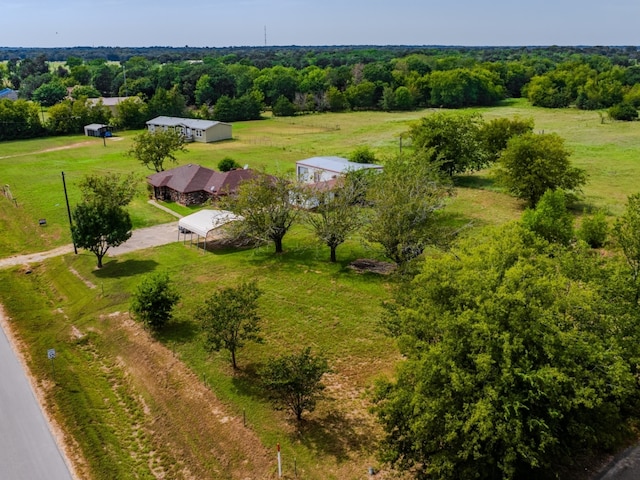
xmin=0 ymin=222 xmax=180 ymax=269
xmin=0 ymin=220 xmax=180 ymax=479
xmin=0 ymin=320 xmax=73 ymax=479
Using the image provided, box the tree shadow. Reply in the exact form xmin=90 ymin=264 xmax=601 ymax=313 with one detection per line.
xmin=295 ymin=408 xmax=371 ymax=462
xmin=154 ymin=317 xmax=200 ymax=344
xmin=230 ymin=362 xmax=270 ymax=400
xmin=454 ymin=173 xmax=497 ymax=190
xmin=92 ymin=259 xmax=159 ymax=278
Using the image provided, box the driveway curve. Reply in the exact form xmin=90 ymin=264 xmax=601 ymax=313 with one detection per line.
xmin=0 ymin=222 xmax=180 ymax=270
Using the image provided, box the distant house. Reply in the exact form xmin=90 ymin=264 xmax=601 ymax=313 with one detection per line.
xmin=84 ymin=124 xmax=112 ymax=137
xmin=146 ymin=116 xmax=232 ymax=143
xmin=147 ymin=163 xmax=255 ymax=206
xmin=296 ymin=156 xmax=382 ymax=184
xmin=88 ymin=97 xmax=135 ymax=116
xmin=0 ymin=88 xmax=18 ymax=101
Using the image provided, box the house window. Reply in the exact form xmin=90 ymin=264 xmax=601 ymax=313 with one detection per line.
xmin=298 ymin=166 xmax=308 ymax=181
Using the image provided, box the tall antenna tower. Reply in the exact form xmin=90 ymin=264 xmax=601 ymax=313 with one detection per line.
xmin=264 ymin=25 xmax=267 ymax=46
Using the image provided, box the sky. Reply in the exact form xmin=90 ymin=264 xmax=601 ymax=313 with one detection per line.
xmin=1 ymin=0 xmax=639 ymax=48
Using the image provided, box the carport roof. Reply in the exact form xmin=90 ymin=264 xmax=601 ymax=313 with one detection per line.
xmin=178 ymin=209 xmax=241 ymax=238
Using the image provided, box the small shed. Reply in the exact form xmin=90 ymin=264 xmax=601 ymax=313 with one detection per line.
xmin=84 ymin=124 xmax=112 ymax=138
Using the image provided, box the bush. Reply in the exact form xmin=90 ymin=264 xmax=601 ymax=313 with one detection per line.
xmin=349 ymin=145 xmax=377 ymax=164
xmin=578 ymin=210 xmax=609 ymax=248
xmin=521 ymin=189 xmax=574 ymax=245
xmin=130 ymin=273 xmax=180 ymax=331
xmin=218 ymin=157 xmax=241 ymax=172
xmin=272 ymin=95 xmax=297 ymax=117
xmin=608 ymin=102 xmax=638 ymax=121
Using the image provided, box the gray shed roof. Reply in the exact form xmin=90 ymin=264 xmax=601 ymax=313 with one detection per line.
xmin=146 ymin=116 xmax=230 ymax=130
xmin=296 ymin=156 xmax=382 ymax=173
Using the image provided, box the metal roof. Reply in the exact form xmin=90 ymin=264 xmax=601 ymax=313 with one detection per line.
xmin=296 ymin=156 xmax=382 ymax=173
xmin=178 ymin=209 xmax=241 ymax=238
xmin=146 ymin=116 xmax=229 ymax=130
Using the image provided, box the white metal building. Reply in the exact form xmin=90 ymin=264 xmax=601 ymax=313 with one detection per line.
xmin=296 ymin=156 xmax=383 ymax=184
xmin=146 ymin=116 xmax=232 ymax=143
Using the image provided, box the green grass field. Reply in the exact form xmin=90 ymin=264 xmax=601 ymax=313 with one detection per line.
xmin=2 ymin=100 xmax=640 ymax=479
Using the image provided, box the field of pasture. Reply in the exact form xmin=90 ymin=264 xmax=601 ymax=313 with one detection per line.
xmin=1 ymin=99 xmax=640 ymax=479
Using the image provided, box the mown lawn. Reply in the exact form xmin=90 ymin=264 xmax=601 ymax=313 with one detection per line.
xmin=2 ymin=100 xmax=640 ymax=478
xmin=0 ymin=226 xmax=397 ymax=479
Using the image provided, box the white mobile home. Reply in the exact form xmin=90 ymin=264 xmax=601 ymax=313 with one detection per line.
xmin=146 ymin=116 xmax=232 ymax=143
xmin=296 ymin=156 xmax=382 ymax=184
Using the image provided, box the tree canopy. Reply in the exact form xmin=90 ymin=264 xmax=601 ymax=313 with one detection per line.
xmin=374 ymin=224 xmax=640 ymax=479
xmin=128 ymin=129 xmax=187 ymax=172
xmin=364 ymin=153 xmax=452 ymax=265
xmin=195 ymin=281 xmax=262 ymax=369
xmin=261 ymin=347 xmax=330 ymax=422
xmin=223 ymin=173 xmax=301 ymax=254
xmin=496 ymin=132 xmax=587 ymax=207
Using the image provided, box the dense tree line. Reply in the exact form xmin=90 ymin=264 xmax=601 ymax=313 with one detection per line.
xmin=3 ymin=46 xmax=640 ymax=141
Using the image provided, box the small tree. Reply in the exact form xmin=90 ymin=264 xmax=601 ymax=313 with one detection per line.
xmin=272 ymin=95 xmax=297 ymax=117
xmin=195 ymin=281 xmax=262 ymax=369
xmin=71 ymin=203 xmax=132 ymax=268
xmin=128 ymin=129 xmax=187 ymax=172
xmin=521 ymin=189 xmax=574 ymax=245
xmin=130 ymin=273 xmax=180 ymax=331
xmin=303 ymin=174 xmax=364 ymax=262
xmin=261 ymin=347 xmax=329 ymax=422
xmin=218 ymin=157 xmax=241 ymax=172
xmin=497 ymin=132 xmax=587 ymax=207
xmin=608 ymin=102 xmax=639 ymax=121
xmin=222 ymin=173 xmax=301 ymax=254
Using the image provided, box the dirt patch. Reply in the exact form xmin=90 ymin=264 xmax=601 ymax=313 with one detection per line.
xmin=99 ymin=313 xmax=273 ymax=479
xmin=348 ymin=258 xmax=397 ymax=275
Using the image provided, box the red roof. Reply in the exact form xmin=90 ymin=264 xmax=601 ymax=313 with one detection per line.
xmin=147 ymin=164 xmax=255 ymax=195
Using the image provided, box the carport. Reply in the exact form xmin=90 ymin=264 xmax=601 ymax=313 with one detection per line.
xmin=177 ymin=209 xmax=241 ymax=252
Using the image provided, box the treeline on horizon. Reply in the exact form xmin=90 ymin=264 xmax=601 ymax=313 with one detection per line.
xmin=2 ymin=44 xmax=640 ymax=65
xmin=3 ymin=44 xmax=640 ymax=141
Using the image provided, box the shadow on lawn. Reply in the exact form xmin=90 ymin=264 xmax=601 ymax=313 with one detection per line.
xmin=295 ymin=409 xmax=370 ymax=462
xmin=454 ymin=173 xmax=497 ymax=190
xmin=93 ymin=258 xmax=159 ymax=278
xmin=155 ymin=317 xmax=200 ymax=344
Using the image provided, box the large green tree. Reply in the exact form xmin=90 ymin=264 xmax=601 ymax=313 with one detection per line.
xmin=128 ymin=129 xmax=187 ymax=172
xmin=195 ymin=281 xmax=262 ymax=369
xmin=71 ymin=202 xmax=132 ymax=268
xmin=408 ymin=112 xmax=487 ymax=176
xmin=223 ymin=173 xmax=301 ymax=254
xmin=364 ymin=154 xmax=452 ymax=265
xmin=497 ymin=132 xmax=587 ymax=207
xmin=614 ymin=193 xmax=640 ymax=302
xmin=374 ymin=224 xmax=639 ymax=479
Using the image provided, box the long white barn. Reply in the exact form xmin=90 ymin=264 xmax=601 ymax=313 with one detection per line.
xmin=146 ymin=116 xmax=232 ymax=143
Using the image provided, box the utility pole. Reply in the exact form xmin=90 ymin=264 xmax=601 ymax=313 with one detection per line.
xmin=61 ymin=171 xmax=77 ymax=254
